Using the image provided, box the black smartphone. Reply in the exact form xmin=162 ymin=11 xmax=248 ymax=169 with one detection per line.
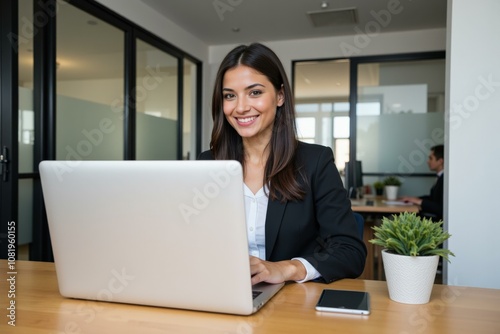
xmin=315 ymin=289 xmax=370 ymax=315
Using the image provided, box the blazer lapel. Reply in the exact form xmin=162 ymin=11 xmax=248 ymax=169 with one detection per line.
xmin=265 ymin=198 xmax=287 ymax=260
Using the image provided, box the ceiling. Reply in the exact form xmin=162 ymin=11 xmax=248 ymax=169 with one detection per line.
xmin=18 ymin=0 xmax=447 ymax=100
xmin=140 ymin=0 xmax=447 ymax=45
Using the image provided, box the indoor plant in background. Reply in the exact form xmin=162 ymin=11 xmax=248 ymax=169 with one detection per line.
xmin=373 ymin=181 xmax=384 ymax=196
xmin=383 ymin=176 xmax=402 ymax=200
xmin=369 ymin=212 xmax=454 ymax=304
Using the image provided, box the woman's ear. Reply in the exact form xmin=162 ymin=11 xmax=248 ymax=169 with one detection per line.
xmin=277 ymin=85 xmax=285 ymax=107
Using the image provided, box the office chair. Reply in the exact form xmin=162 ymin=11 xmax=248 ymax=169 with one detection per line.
xmin=353 ymin=212 xmax=364 ymax=239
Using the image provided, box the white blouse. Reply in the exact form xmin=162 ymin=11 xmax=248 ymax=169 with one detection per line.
xmin=243 ymin=184 xmax=321 ymax=282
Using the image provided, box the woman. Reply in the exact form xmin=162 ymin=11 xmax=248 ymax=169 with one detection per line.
xmin=199 ymin=43 xmax=366 ymax=284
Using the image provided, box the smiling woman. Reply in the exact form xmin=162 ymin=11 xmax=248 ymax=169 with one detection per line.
xmin=198 ymin=43 xmax=367 ymax=286
xmin=221 ymin=66 xmax=284 ymax=151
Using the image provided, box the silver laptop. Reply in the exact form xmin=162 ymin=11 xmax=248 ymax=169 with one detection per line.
xmin=39 ymin=160 xmax=284 ymax=315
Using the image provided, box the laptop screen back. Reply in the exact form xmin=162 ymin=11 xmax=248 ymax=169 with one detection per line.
xmin=39 ymin=160 xmax=258 ymax=314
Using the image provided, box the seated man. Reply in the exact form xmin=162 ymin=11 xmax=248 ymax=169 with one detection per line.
xmin=401 ymin=145 xmax=444 ymax=221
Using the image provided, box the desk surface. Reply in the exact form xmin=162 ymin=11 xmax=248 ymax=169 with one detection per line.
xmin=351 ymin=197 xmax=419 ymax=214
xmin=2 ymin=260 xmax=500 ymax=333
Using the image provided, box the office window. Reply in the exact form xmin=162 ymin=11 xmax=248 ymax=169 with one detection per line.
xmin=294 ymin=59 xmax=350 ymax=173
xmin=295 ymin=101 xmax=350 ymax=172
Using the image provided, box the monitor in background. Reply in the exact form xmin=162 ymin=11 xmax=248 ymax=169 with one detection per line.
xmin=345 ymin=160 xmax=363 ymax=199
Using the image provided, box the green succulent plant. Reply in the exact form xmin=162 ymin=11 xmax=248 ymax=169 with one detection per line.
xmin=369 ymin=212 xmax=455 ymax=262
xmin=383 ymin=176 xmax=402 ymax=186
xmin=373 ymin=181 xmax=384 ymax=190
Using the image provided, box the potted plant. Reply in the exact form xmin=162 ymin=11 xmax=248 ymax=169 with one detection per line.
xmin=373 ymin=181 xmax=384 ymax=196
xmin=383 ymin=176 xmax=402 ymax=200
xmin=369 ymin=212 xmax=454 ymax=304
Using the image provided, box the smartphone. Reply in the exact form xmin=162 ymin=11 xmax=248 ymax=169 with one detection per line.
xmin=315 ymin=289 xmax=370 ymax=315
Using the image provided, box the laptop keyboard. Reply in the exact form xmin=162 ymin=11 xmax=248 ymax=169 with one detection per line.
xmin=252 ymin=290 xmax=262 ymax=299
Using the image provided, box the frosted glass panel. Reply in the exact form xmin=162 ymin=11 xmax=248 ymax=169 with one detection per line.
xmin=57 ymin=3 xmax=124 ymax=160
xmin=136 ymin=39 xmax=178 ymax=160
xmin=18 ymin=179 xmax=33 ymax=245
xmin=56 ymin=95 xmax=123 ymax=160
xmin=360 ymin=84 xmax=427 ymax=114
xmin=357 ymin=112 xmax=444 ymax=174
xmin=136 ymin=113 xmax=177 ymax=160
xmin=357 ymin=59 xmax=445 ymax=195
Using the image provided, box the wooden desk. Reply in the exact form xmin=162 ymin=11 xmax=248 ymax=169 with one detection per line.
xmin=351 ymin=197 xmax=419 ymax=214
xmin=351 ymin=197 xmax=419 ymax=280
xmin=2 ymin=260 xmax=499 ymax=333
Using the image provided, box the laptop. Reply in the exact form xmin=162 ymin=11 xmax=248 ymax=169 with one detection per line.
xmin=39 ymin=160 xmax=284 ymax=315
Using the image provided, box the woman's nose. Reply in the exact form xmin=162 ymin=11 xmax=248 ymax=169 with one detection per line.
xmin=235 ymin=97 xmax=250 ymax=113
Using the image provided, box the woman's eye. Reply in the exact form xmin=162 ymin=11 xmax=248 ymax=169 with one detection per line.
xmin=223 ymin=93 xmax=235 ymax=100
xmin=250 ymin=90 xmax=262 ymax=96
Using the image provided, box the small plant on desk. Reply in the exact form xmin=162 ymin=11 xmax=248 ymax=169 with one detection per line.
xmin=373 ymin=181 xmax=384 ymax=196
xmin=383 ymin=176 xmax=402 ymax=186
xmin=370 ymin=212 xmax=454 ymax=260
xmin=369 ymin=212 xmax=454 ymax=304
xmin=382 ymin=176 xmax=402 ymax=200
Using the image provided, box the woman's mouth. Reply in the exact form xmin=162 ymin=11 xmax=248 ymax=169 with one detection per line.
xmin=236 ymin=116 xmax=258 ymax=125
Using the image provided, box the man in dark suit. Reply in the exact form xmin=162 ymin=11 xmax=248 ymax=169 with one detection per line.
xmin=401 ymin=145 xmax=444 ymax=221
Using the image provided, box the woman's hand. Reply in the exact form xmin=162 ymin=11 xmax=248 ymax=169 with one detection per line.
xmin=249 ymin=256 xmax=306 ymax=285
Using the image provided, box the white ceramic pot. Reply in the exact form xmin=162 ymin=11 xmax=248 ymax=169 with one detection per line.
xmin=381 ymin=249 xmax=439 ymax=304
xmin=385 ymin=185 xmax=399 ymax=200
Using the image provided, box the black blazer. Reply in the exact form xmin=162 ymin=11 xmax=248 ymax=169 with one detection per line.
xmin=198 ymin=142 xmax=367 ymax=283
xmin=420 ymin=173 xmax=444 ymax=221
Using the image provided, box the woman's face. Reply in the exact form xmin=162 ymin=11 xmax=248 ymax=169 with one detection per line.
xmin=222 ymin=65 xmax=284 ymax=143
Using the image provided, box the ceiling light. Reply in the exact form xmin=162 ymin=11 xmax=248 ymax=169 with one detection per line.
xmin=321 ymin=1 xmax=329 ymax=9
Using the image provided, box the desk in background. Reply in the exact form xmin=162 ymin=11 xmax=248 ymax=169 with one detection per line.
xmin=1 ymin=260 xmax=499 ymax=334
xmin=351 ymin=197 xmax=420 ymax=280
xmin=351 ymin=197 xmax=420 ymax=214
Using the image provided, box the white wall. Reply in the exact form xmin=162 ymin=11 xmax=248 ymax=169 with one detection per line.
xmin=445 ymin=0 xmax=500 ymax=289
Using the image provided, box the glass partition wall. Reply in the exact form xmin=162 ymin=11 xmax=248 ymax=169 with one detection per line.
xmin=357 ymin=59 xmax=445 ymax=196
xmin=7 ymin=0 xmax=202 ymax=261
xmin=18 ymin=0 xmax=35 ymax=260
xmin=136 ymin=39 xmax=178 ymax=160
xmin=293 ymin=53 xmax=445 ymax=196
xmin=56 ymin=3 xmax=124 ymax=161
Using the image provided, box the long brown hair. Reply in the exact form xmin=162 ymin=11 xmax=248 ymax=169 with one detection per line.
xmin=210 ymin=43 xmax=306 ymax=202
